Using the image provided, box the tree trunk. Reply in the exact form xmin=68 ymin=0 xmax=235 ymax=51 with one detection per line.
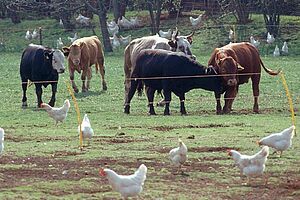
xmin=119 ymin=0 xmax=128 ymax=18
xmin=112 ymin=0 xmax=120 ymax=22
xmin=234 ymin=0 xmax=250 ymax=24
xmin=155 ymin=0 xmax=162 ymax=30
xmin=147 ymin=2 xmax=156 ymax=35
xmin=97 ymin=1 xmax=113 ymax=52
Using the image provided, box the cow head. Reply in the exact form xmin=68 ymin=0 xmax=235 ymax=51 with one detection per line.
xmin=168 ymin=28 xmax=195 ymax=60
xmin=44 ymin=49 xmax=65 ymax=73
xmin=62 ymin=43 xmax=83 ymax=66
xmin=213 ymin=55 xmax=244 ymax=87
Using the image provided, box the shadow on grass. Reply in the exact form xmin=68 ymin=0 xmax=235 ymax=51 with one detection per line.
xmin=74 ymin=90 xmax=106 ymax=99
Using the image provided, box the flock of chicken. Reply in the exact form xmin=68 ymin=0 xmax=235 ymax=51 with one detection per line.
xmin=1 ymin=98 xmax=295 ymax=198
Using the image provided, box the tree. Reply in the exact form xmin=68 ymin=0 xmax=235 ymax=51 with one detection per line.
xmin=217 ymin=0 xmax=252 ymax=24
xmin=112 ymin=0 xmax=128 ymax=22
xmin=147 ymin=0 xmax=162 ymax=35
xmin=85 ymin=0 xmax=112 ymax=52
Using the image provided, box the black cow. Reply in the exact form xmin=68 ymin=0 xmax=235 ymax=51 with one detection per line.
xmin=20 ymin=44 xmax=65 ymax=108
xmin=124 ymin=49 xmax=223 ymax=115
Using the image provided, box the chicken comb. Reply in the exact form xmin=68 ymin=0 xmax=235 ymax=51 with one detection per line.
xmin=226 ymin=149 xmax=232 ymax=155
xmin=256 ymin=140 xmax=261 ymax=146
xmin=99 ymin=168 xmax=106 ymax=176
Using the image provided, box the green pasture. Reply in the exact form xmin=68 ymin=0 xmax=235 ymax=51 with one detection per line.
xmin=0 ymin=13 xmax=300 ymax=199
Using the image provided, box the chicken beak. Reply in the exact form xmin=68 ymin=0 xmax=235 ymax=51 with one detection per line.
xmin=99 ymin=168 xmax=106 ymax=176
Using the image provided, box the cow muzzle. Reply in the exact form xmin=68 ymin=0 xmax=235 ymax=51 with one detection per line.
xmin=58 ymin=69 xmax=65 ymax=74
xmin=73 ymin=59 xmax=80 ymax=66
xmin=227 ymin=79 xmax=237 ymax=86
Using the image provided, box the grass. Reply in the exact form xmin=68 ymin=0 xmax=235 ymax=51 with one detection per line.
xmin=0 ymin=11 xmax=300 ymax=199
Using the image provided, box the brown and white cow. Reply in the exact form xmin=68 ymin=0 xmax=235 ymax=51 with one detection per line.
xmin=63 ymin=36 xmax=107 ymax=93
xmin=124 ymin=29 xmax=194 ymax=104
xmin=208 ymin=42 xmax=280 ymax=114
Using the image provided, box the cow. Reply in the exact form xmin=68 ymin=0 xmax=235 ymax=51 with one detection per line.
xmin=208 ymin=42 xmax=281 ymax=114
xmin=124 ymin=49 xmax=223 ymax=115
xmin=20 ymin=44 xmax=65 ymax=108
xmin=123 ymin=29 xmax=194 ymax=105
xmin=62 ymin=36 xmax=107 ymax=93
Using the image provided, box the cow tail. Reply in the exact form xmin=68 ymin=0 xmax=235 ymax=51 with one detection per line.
xmin=260 ymin=58 xmax=281 ymax=76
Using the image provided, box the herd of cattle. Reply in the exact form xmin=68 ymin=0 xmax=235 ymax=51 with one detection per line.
xmin=20 ymin=29 xmax=281 ymax=115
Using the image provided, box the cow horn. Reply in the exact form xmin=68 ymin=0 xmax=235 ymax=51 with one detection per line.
xmin=186 ymin=31 xmax=194 ymax=44
xmin=237 ymin=63 xmax=244 ymax=71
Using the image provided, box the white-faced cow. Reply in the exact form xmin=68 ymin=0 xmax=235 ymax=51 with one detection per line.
xmin=123 ymin=29 xmax=194 ymax=105
xmin=63 ymin=36 xmax=107 ymax=93
xmin=208 ymin=42 xmax=281 ymax=114
xmin=124 ymin=49 xmax=223 ymax=115
xmin=20 ymin=44 xmax=65 ymax=108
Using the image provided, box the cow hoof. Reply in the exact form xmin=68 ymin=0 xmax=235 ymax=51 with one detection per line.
xmin=181 ymin=112 xmax=187 ymax=116
xmin=124 ymin=105 xmax=130 ymax=114
xmin=148 ymin=112 xmax=156 ymax=115
xmin=48 ymin=101 xmax=55 ymax=107
xmin=22 ymin=102 xmax=28 ymax=108
xmin=82 ymin=89 xmax=88 ymax=93
xmin=103 ymin=84 xmax=107 ymax=91
xmin=74 ymin=88 xmax=79 ymax=93
xmin=253 ymin=109 xmax=259 ymax=114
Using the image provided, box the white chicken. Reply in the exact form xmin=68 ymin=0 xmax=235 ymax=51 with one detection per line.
xmin=159 ymin=29 xmax=172 ymax=39
xmin=99 ymin=164 xmax=147 ymax=199
xmin=189 ymin=14 xmax=202 ymax=27
xmin=258 ymin=125 xmax=295 ymax=157
xmin=250 ymin=36 xmax=260 ymax=48
xmin=229 ymin=29 xmax=234 ymax=41
xmin=0 ymin=128 xmax=4 ymax=155
xmin=68 ymin=32 xmax=78 ymax=43
xmin=267 ymin=32 xmax=275 ymax=44
xmin=32 ymin=29 xmax=39 ymax=39
xmin=228 ymin=146 xmax=269 ymax=185
xmin=59 ymin=18 xmax=64 ymax=27
xmin=129 ymin=16 xmax=140 ymax=27
xmin=169 ymin=139 xmax=188 ymax=173
xmin=56 ymin=37 xmax=64 ymax=49
xmin=273 ymin=45 xmax=280 ymax=57
xmin=75 ymin=14 xmax=90 ymax=26
xmin=78 ymin=114 xmax=94 ymax=145
xmin=119 ymin=35 xmax=132 ymax=46
xmin=108 ymin=23 xmax=119 ymax=36
xmin=281 ymin=41 xmax=288 ymax=55
xmin=110 ymin=34 xmax=120 ymax=49
xmin=118 ymin=16 xmax=133 ymax=29
xmin=41 ymin=99 xmax=70 ymax=125
xmin=25 ymin=30 xmax=32 ymax=40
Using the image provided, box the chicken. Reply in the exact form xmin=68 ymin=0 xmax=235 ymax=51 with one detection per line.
xmin=267 ymin=32 xmax=275 ymax=44
xmin=159 ymin=29 xmax=172 ymax=39
xmin=68 ymin=32 xmax=78 ymax=43
xmin=119 ymin=35 xmax=132 ymax=46
xmin=0 ymin=128 xmax=4 ymax=155
xmin=258 ymin=125 xmax=295 ymax=157
xmin=273 ymin=45 xmax=280 ymax=57
xmin=32 ymin=29 xmax=39 ymax=39
xmin=78 ymin=114 xmax=94 ymax=145
xmin=169 ymin=139 xmax=188 ymax=174
xmin=228 ymin=146 xmax=269 ymax=185
xmin=129 ymin=16 xmax=140 ymax=27
xmin=56 ymin=37 xmax=64 ymax=49
xmin=59 ymin=18 xmax=64 ymax=27
xmin=76 ymin=14 xmax=90 ymax=26
xmin=189 ymin=14 xmax=202 ymax=27
xmin=229 ymin=29 xmax=234 ymax=41
xmin=250 ymin=36 xmax=260 ymax=48
xmin=25 ymin=30 xmax=32 ymax=40
xmin=281 ymin=41 xmax=288 ymax=55
xmin=99 ymin=164 xmax=147 ymax=199
xmin=108 ymin=23 xmax=119 ymax=36
xmin=110 ymin=34 xmax=120 ymax=49
xmin=118 ymin=16 xmax=134 ymax=29
xmin=41 ymin=99 xmax=70 ymax=125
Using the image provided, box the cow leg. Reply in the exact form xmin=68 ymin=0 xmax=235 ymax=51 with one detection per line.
xmin=21 ymin=78 xmax=28 ymax=108
xmin=98 ymin=63 xmax=107 ymax=91
xmin=81 ymin=69 xmax=88 ymax=93
xmin=124 ymin=79 xmax=139 ymax=114
xmin=163 ymin=90 xmax=172 ymax=116
xmin=48 ymin=83 xmax=57 ymax=107
xmin=35 ymin=83 xmax=43 ymax=108
xmin=146 ymin=87 xmax=156 ymax=115
xmin=251 ymin=75 xmax=260 ymax=113
xmin=86 ymin=67 xmax=92 ymax=91
xmin=177 ymin=93 xmax=187 ymax=115
xmin=214 ymin=92 xmax=222 ymax=114
xmin=70 ymin=70 xmax=79 ymax=93
xmin=223 ymin=87 xmax=236 ymax=114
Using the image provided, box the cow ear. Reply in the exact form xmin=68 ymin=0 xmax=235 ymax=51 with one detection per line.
xmin=62 ymin=46 xmax=70 ymax=57
xmin=237 ymin=63 xmax=244 ymax=71
xmin=44 ymin=51 xmax=53 ymax=60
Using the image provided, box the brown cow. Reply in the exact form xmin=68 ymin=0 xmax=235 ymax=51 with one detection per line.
xmin=208 ymin=42 xmax=280 ymax=114
xmin=124 ymin=29 xmax=194 ymax=105
xmin=63 ymin=36 xmax=107 ymax=93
